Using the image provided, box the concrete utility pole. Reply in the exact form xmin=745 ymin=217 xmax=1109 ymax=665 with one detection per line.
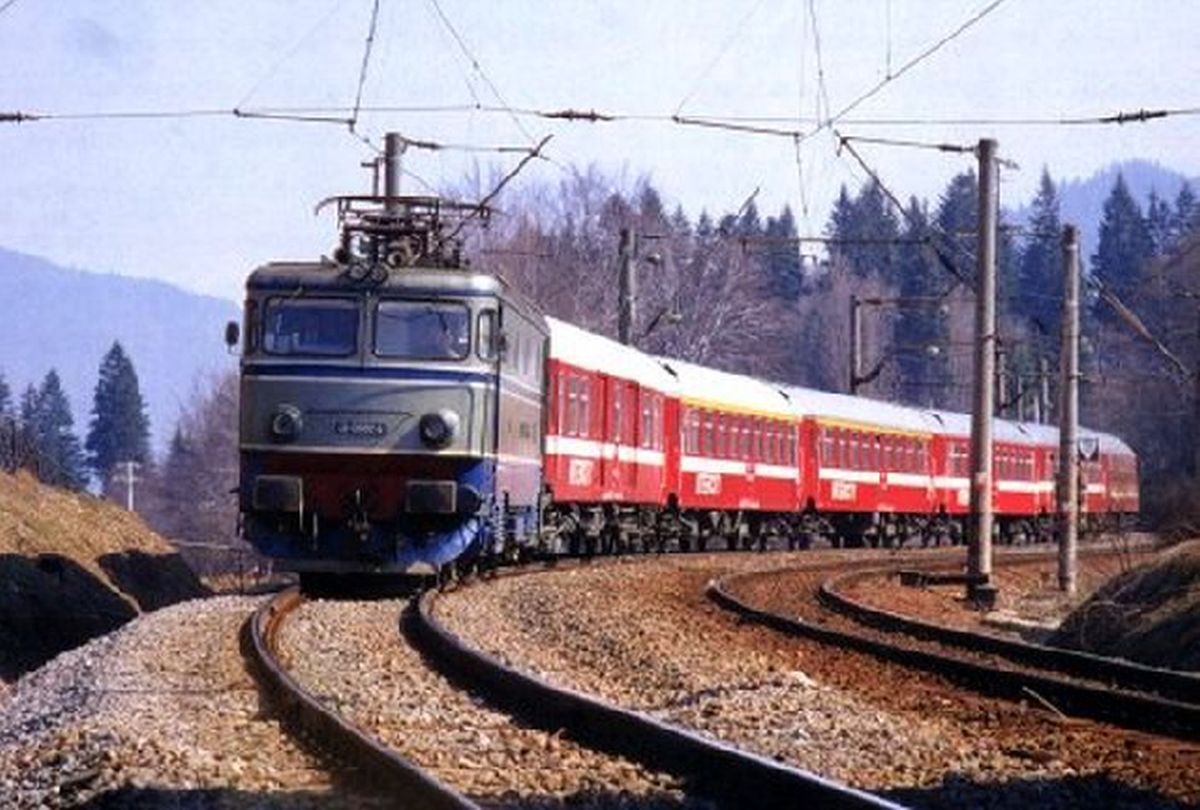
xmin=996 ymin=347 xmax=1010 ymax=417
xmin=967 ymin=138 xmax=998 ymax=595
xmin=617 ymin=227 xmax=638 ymax=346
xmin=111 ymin=460 xmax=142 ymax=512
xmin=1058 ymin=225 xmax=1081 ymax=595
xmin=1038 ymin=356 xmax=1052 ymax=424
xmin=849 ymin=294 xmax=863 ymax=395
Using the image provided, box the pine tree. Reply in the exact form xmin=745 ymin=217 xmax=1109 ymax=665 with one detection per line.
xmin=29 ymin=370 xmax=87 ymax=490
xmin=19 ymin=384 xmax=38 ymax=426
xmin=763 ymin=205 xmax=801 ymax=299
xmin=86 ymin=342 xmax=151 ymax=481
xmin=1172 ymin=182 xmax=1197 ymax=243
xmin=1017 ymin=168 xmax=1063 ymax=340
xmin=1146 ymin=189 xmax=1173 ymax=255
xmin=1091 ymin=173 xmax=1154 ymax=307
xmin=0 ymin=369 xmax=11 ymax=418
xmin=893 ymin=196 xmax=948 ymax=404
xmin=824 ymin=181 xmax=899 ymax=280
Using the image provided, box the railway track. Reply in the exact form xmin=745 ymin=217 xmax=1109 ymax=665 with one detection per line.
xmin=245 ymin=587 xmax=476 ymax=808
xmin=246 ymin=571 xmax=905 ymax=808
xmin=413 ymin=566 xmax=903 ymax=809
xmin=709 ymin=551 xmax=1200 ymax=742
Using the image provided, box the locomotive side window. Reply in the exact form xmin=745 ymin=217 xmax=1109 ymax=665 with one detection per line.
xmin=263 ymin=297 xmax=358 ymax=356
xmin=477 ymin=309 xmax=497 ymax=360
xmin=375 ymin=300 xmax=469 ymax=359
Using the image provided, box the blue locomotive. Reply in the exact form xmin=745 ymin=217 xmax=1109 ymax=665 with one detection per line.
xmin=232 ymin=139 xmax=547 ymax=583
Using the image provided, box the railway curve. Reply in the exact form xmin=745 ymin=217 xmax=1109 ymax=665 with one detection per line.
xmin=818 ymin=565 xmax=1200 ymax=704
xmin=413 ymin=567 xmax=905 ymax=810
xmin=244 ymin=588 xmax=477 ymax=809
xmin=709 ymin=561 xmax=1200 ymax=742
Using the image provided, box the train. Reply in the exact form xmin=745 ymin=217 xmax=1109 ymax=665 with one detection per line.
xmin=231 ymin=150 xmax=1139 ymax=582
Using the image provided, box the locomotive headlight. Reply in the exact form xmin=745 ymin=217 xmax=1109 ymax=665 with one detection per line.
xmin=270 ymin=404 xmax=303 ymax=442
xmin=418 ymin=409 xmax=459 ymax=449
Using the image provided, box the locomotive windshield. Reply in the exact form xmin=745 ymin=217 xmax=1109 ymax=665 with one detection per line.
xmin=263 ymin=298 xmax=358 ymax=357
xmin=374 ymin=300 xmax=470 ymax=360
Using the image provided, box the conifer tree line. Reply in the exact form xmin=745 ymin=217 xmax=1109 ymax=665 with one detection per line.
xmin=0 ymin=341 xmax=151 ymax=496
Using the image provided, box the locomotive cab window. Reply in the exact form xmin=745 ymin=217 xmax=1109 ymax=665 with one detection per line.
xmin=375 ymin=300 xmax=470 ymax=360
xmin=263 ymin=297 xmax=358 ymax=357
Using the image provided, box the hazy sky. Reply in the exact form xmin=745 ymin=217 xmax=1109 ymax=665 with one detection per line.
xmin=1 ymin=1 xmax=1197 ymax=301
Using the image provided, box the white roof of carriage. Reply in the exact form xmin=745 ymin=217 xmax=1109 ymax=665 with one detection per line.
xmin=546 ymin=317 xmax=677 ymax=394
xmin=781 ymin=386 xmax=942 ymax=435
xmin=927 ymin=410 xmax=1058 ymax=446
xmin=1080 ymin=427 xmax=1137 ymax=457
xmin=654 ymin=357 xmax=794 ymax=418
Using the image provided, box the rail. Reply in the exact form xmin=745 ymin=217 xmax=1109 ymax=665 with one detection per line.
xmin=412 ymin=571 xmax=904 ymax=810
xmin=244 ymin=588 xmax=478 ymax=809
xmin=708 ymin=570 xmax=1200 ymax=742
xmin=819 ymin=566 xmax=1200 ymax=705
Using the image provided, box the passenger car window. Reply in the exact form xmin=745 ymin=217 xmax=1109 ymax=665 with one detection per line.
xmin=263 ymin=297 xmax=358 ymax=357
xmin=375 ymin=300 xmax=470 ymax=359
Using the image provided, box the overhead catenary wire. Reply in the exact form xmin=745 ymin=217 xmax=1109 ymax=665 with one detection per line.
xmin=8 ymin=102 xmax=1200 ymax=135
xmin=426 ymin=0 xmax=538 ymax=146
xmin=802 ymin=0 xmax=1012 ymax=142
xmin=349 ymin=0 xmax=382 ymax=132
xmin=806 ymin=0 xmax=832 ymax=126
xmin=232 ymin=0 xmax=344 ymax=114
xmin=674 ymin=0 xmax=767 ymax=117
xmin=834 ymin=130 xmax=971 ymax=285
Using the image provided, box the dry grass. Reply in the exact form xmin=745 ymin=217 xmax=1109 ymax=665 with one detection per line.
xmin=1052 ymin=539 xmax=1200 ymax=671
xmin=0 ymin=470 xmax=175 ymax=604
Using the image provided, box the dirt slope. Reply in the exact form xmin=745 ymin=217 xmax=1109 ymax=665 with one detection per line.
xmin=1051 ymin=540 xmax=1200 ymax=671
xmin=0 ymin=471 xmax=207 ymax=680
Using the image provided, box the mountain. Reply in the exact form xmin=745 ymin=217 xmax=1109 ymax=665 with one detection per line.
xmin=0 ymin=248 xmax=239 ymax=455
xmin=1010 ymin=160 xmax=1198 ymax=266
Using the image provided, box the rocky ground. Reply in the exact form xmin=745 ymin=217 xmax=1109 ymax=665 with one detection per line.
xmin=0 ymin=596 xmax=379 ymax=809
xmin=276 ymin=597 xmax=706 ymax=809
xmin=834 ymin=544 xmax=1146 ymax=637
xmin=434 ymin=553 xmax=1200 ymax=809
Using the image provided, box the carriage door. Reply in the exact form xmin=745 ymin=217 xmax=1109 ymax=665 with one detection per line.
xmin=602 ymin=376 xmax=623 ymax=493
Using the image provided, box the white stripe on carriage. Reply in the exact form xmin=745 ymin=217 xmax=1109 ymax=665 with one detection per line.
xmin=755 ymin=463 xmax=799 ymax=480
xmin=932 ymin=476 xmax=969 ymax=489
xmin=885 ymin=472 xmax=933 ymax=488
xmin=818 ymin=468 xmax=882 ymax=485
xmin=1085 ymin=483 xmax=1107 ymax=494
xmin=544 ymin=436 xmax=665 ymax=467
xmin=681 ymin=456 xmax=746 ymax=475
xmin=996 ymin=480 xmax=1043 ymax=494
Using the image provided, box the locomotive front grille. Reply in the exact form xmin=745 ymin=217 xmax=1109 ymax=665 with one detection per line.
xmin=406 ymin=480 xmax=457 ymax=514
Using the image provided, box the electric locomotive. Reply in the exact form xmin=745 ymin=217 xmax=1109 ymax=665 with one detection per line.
xmin=232 ymin=141 xmax=546 ymax=580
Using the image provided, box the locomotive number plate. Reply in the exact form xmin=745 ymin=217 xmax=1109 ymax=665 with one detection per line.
xmin=334 ymin=420 xmax=388 ymax=437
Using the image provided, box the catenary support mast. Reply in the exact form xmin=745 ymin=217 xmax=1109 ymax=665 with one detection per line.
xmin=1058 ymin=224 xmax=1081 ymax=594
xmin=967 ymin=138 xmax=998 ymax=594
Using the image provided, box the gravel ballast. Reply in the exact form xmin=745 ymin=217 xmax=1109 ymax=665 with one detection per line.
xmin=434 ymin=554 xmax=1200 ymax=808
xmin=0 ymin=596 xmax=372 ymax=808
xmin=275 ymin=597 xmax=704 ymax=809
